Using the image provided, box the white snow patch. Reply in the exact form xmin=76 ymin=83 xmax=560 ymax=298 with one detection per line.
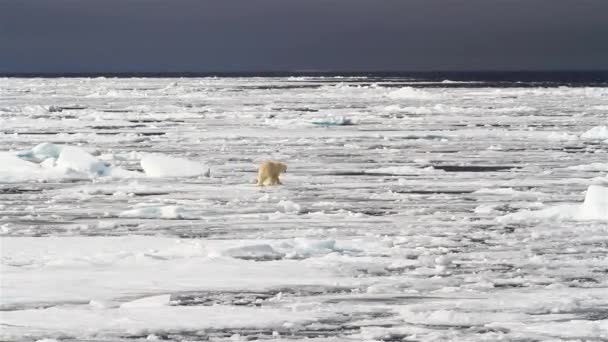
xmin=140 ymin=153 xmax=210 ymax=178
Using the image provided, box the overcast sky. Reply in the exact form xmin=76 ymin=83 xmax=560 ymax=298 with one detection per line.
xmin=1 ymin=0 xmax=607 ymax=73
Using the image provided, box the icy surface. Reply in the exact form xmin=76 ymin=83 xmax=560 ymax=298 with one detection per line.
xmin=140 ymin=153 xmax=210 ymax=178
xmin=1 ymin=77 xmax=608 ymax=341
xmin=581 ymin=125 xmax=608 ymax=141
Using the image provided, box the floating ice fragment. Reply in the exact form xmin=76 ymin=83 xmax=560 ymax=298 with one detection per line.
xmin=474 ymin=204 xmax=498 ymax=214
xmin=8 ymin=144 xmax=142 ymax=181
xmin=581 ymin=125 xmax=608 ymax=141
xmin=311 ymin=116 xmax=355 ymax=126
xmin=579 ymin=185 xmax=608 ymax=220
xmin=0 ymin=152 xmax=44 ymax=182
xmin=289 ymin=239 xmax=339 ymax=258
xmin=498 ymin=185 xmax=608 ymax=222
xmin=16 ymin=142 xmax=64 ymax=161
xmin=223 ymin=244 xmax=285 ymax=261
xmin=56 ymin=146 xmax=108 ymax=176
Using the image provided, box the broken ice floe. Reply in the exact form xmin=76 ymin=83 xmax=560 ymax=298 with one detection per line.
xmin=498 ymin=185 xmax=608 ymax=222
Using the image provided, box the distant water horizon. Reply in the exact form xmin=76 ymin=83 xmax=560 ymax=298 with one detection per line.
xmin=3 ymin=70 xmax=608 ymax=87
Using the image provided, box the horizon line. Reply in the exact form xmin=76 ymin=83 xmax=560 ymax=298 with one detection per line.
xmin=2 ymin=69 xmax=608 ymax=79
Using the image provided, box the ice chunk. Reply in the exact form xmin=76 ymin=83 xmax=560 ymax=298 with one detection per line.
xmin=579 ymin=185 xmax=608 ymax=220
xmin=0 ymin=153 xmax=44 ymax=182
xmin=0 ymin=152 xmax=68 ymax=182
xmin=17 ymin=142 xmax=63 ymax=161
xmin=140 ymin=154 xmax=210 ymax=178
xmin=55 ymin=146 xmax=108 ymax=176
xmin=1 ymin=146 xmax=138 ymax=182
xmin=223 ymin=244 xmax=285 ymax=261
xmin=311 ymin=116 xmax=354 ymax=126
xmin=498 ymin=185 xmax=608 ymax=222
xmin=581 ymin=126 xmax=608 ymax=141
xmin=291 ymin=239 xmax=338 ymax=257
xmin=32 ymin=143 xmax=63 ymax=160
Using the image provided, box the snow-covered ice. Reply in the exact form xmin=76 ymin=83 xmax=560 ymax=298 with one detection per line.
xmin=1 ymin=76 xmax=607 ymax=341
xmin=140 ymin=153 xmax=210 ymax=178
xmin=581 ymin=125 xmax=608 ymax=141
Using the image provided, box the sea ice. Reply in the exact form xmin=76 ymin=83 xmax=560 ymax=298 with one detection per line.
xmin=119 ymin=205 xmax=191 ymax=219
xmin=120 ymin=294 xmax=171 ymax=308
xmin=498 ymin=185 xmax=608 ymax=222
xmin=0 ymin=152 xmax=49 ymax=182
xmin=579 ymin=184 xmax=608 ymax=220
xmin=17 ymin=142 xmax=63 ymax=161
xmin=222 ymin=244 xmax=285 ymax=261
xmin=581 ymin=125 xmax=608 ymax=141
xmin=386 ymin=87 xmax=437 ymax=99
xmin=365 ymin=165 xmax=438 ymax=175
xmin=277 ymin=200 xmax=302 ymax=214
xmin=311 ymin=116 xmax=355 ymax=126
xmin=55 ymin=146 xmax=108 ymax=176
xmin=140 ymin=153 xmax=210 ymax=178
xmin=2 ymin=77 xmax=608 ymax=342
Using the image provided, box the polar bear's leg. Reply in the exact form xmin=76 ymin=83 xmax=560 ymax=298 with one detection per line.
xmin=256 ymin=172 xmax=264 ymax=186
xmin=257 ymin=175 xmax=267 ymax=186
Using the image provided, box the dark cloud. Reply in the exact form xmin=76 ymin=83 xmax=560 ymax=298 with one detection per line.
xmin=1 ymin=0 xmax=607 ymax=72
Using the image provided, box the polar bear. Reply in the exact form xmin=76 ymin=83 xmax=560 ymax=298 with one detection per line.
xmin=256 ymin=160 xmax=287 ymax=186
